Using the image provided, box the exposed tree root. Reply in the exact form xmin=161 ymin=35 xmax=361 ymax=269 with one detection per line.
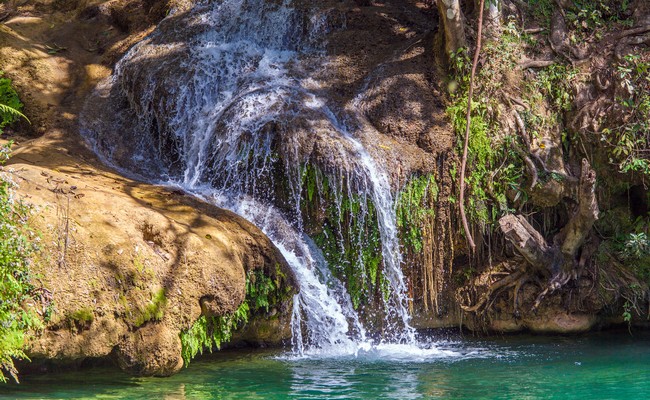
xmin=458 ymin=268 xmax=526 ymax=313
xmin=518 ymin=59 xmax=555 ymax=69
xmin=461 ymin=159 xmax=600 ymax=315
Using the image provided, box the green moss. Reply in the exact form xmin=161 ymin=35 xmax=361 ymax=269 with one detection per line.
xmin=69 ymin=308 xmax=94 ymax=324
xmin=396 ymin=174 xmax=438 ymax=253
xmin=300 ymin=163 xmax=385 ymax=310
xmin=133 ymin=288 xmax=167 ymax=327
xmin=67 ymin=307 xmax=94 ymax=333
xmin=180 ymin=265 xmax=292 ymax=366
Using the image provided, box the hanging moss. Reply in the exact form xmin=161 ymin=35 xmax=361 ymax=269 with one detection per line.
xmin=180 ymin=265 xmax=292 ymax=366
xmin=300 ymin=163 xmax=385 ymax=310
xmin=396 ymin=174 xmax=438 ymax=253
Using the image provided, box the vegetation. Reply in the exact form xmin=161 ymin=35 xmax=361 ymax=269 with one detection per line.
xmin=180 ymin=266 xmax=292 ymax=366
xmin=180 ymin=302 xmax=249 ymax=366
xmin=0 ymin=74 xmax=39 ymax=383
xmin=133 ymin=288 xmax=167 ymax=327
xmin=438 ymin=0 xmax=650 ymax=322
xmin=396 ymin=174 xmax=438 ymax=254
xmin=0 ymin=73 xmax=28 ymax=133
xmin=0 ymin=146 xmax=40 ymax=383
xmin=603 ymin=54 xmax=650 ymax=176
xmin=67 ymin=308 xmax=94 ymax=332
xmin=302 ymin=164 xmax=388 ymax=309
xmin=446 ymin=28 xmax=527 ymax=234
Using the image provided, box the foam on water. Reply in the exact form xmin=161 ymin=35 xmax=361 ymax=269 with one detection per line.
xmin=83 ymin=0 xmax=455 ymax=359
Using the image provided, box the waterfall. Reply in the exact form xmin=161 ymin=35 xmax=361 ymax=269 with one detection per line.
xmin=82 ymin=0 xmax=428 ymax=355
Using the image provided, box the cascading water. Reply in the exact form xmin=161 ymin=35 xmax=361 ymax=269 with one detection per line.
xmin=82 ymin=0 xmax=443 ymax=356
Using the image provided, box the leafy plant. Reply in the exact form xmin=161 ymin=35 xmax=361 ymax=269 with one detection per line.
xmin=180 ymin=266 xmax=292 ymax=366
xmin=602 ymin=54 xmax=650 ymax=176
xmin=180 ymin=302 xmax=249 ymax=366
xmin=0 ymin=73 xmax=28 ymax=133
xmin=396 ymin=174 xmax=438 ymax=253
xmin=0 ymin=144 xmax=40 ymax=383
xmin=303 ymin=163 xmax=386 ymax=309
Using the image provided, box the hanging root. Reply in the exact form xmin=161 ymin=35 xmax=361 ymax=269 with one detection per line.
xmin=458 ymin=268 xmax=526 ymax=313
xmin=512 ymin=274 xmax=530 ymax=315
xmin=511 ymin=142 xmax=538 ymax=190
xmin=531 ymin=269 xmax=577 ymax=311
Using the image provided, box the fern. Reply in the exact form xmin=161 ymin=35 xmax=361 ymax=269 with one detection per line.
xmin=179 ymin=302 xmax=249 ymax=366
xmin=0 ymin=73 xmax=29 ymax=132
xmin=0 ymin=103 xmax=29 ymax=125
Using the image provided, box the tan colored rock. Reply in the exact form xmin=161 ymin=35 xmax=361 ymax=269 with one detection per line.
xmin=115 ymin=324 xmax=184 ymax=376
xmin=0 ymin=0 xmax=294 ymax=376
xmin=525 ymin=313 xmax=597 ymax=334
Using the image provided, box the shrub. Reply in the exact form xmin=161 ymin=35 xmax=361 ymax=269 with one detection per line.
xmin=0 ymin=144 xmax=40 ymax=383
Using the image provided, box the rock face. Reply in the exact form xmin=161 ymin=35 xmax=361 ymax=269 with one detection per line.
xmin=6 ymin=142 xmax=294 ymax=376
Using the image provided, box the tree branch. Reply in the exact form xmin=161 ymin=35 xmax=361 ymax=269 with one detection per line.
xmin=557 ymin=158 xmax=599 ymax=259
xmin=519 ymin=59 xmax=555 ymax=69
xmin=499 ymin=214 xmax=556 ymax=273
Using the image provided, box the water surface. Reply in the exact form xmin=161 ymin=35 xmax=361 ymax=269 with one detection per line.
xmin=3 ymin=331 xmax=650 ymax=399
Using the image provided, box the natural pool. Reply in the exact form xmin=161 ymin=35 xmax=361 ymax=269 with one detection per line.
xmin=2 ymin=331 xmax=650 ymax=399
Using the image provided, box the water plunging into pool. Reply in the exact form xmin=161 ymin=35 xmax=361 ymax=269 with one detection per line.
xmin=82 ymin=0 xmax=433 ymax=357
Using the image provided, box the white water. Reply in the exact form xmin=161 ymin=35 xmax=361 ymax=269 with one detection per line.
xmin=83 ymin=0 xmax=451 ymax=359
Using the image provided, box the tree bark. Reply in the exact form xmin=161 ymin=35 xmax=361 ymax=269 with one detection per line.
xmin=555 ymin=158 xmax=599 ymax=265
xmin=499 ymin=214 xmax=557 ymax=274
xmin=484 ymin=0 xmax=501 ymax=40
xmin=499 ymin=158 xmax=599 ymax=276
xmin=437 ymin=0 xmax=467 ymax=56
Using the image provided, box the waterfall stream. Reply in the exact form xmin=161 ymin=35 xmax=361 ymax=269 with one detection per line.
xmin=82 ymin=0 xmax=437 ymax=356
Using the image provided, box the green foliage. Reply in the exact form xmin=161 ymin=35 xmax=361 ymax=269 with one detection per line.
xmin=525 ymin=0 xmax=633 ymax=37
xmin=246 ymin=265 xmax=291 ymax=314
xmin=0 ymin=73 xmax=28 ymax=133
xmin=0 ymin=144 xmax=40 ymax=383
xmin=534 ymin=64 xmax=579 ymax=112
xmin=598 ymin=208 xmax=650 ymax=287
xmin=396 ymin=174 xmax=438 ymax=253
xmin=180 ymin=301 xmax=249 ymax=366
xmin=446 ymin=26 xmax=531 ymax=234
xmin=133 ymin=288 xmax=167 ymax=327
xmin=447 ymin=84 xmax=525 ymax=228
xmin=180 ymin=266 xmax=291 ymax=366
xmin=301 ymin=163 xmax=386 ymax=309
xmin=620 ymin=232 xmax=650 ymax=286
xmin=565 ymin=0 xmax=633 ymax=41
xmin=603 ymin=54 xmax=650 ymax=176
xmin=525 ymin=0 xmax=554 ymax=27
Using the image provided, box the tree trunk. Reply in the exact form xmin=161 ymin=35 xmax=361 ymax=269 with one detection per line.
xmin=483 ymin=0 xmax=502 ymax=40
xmin=437 ymin=0 xmax=467 ymax=56
xmin=499 ymin=158 xmax=599 ymax=277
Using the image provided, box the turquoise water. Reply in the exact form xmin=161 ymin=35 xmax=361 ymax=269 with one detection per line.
xmin=2 ymin=331 xmax=650 ymax=399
